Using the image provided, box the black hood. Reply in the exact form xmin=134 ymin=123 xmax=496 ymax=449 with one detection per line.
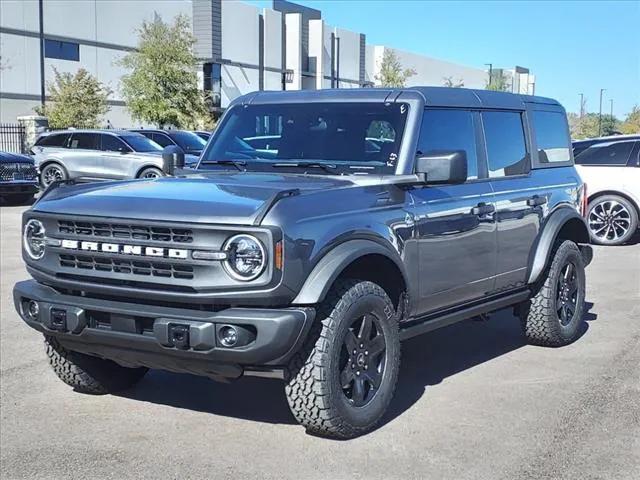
xmin=33 ymin=172 xmax=355 ymax=225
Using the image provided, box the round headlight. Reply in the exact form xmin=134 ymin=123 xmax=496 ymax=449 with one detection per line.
xmin=223 ymin=234 xmax=266 ymax=281
xmin=23 ymin=219 xmax=46 ymax=260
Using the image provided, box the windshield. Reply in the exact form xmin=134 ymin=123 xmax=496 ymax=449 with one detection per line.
xmin=121 ymin=134 xmax=163 ymax=152
xmin=198 ymin=102 xmax=408 ymax=174
xmin=172 ymin=131 xmax=207 ymax=152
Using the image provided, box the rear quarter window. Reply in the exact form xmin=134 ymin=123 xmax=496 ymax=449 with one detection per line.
xmin=532 ymin=111 xmax=572 ymax=163
xmin=36 ymin=133 xmax=70 ymax=147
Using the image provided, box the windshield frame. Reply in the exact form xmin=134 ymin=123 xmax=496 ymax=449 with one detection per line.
xmin=197 ymin=101 xmax=414 ymax=176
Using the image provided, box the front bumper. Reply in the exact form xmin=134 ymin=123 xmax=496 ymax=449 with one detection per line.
xmin=14 ymin=280 xmax=314 ymax=380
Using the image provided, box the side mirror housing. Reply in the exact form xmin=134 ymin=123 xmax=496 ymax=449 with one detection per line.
xmin=415 ymin=150 xmax=467 ymax=185
xmin=162 ymin=145 xmax=185 ymax=176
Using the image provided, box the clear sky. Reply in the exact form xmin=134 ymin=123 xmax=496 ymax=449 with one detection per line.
xmin=247 ymin=0 xmax=639 ymax=118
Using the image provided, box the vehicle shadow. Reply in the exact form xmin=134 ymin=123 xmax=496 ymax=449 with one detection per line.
xmin=116 ymin=303 xmax=597 ymax=430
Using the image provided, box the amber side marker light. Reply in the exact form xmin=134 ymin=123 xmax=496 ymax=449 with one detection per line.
xmin=275 ymin=240 xmax=283 ymax=270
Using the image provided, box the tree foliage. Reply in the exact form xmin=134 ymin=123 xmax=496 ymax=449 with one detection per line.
xmin=375 ymin=49 xmax=416 ymax=88
xmin=35 ymin=68 xmax=112 ymax=129
xmin=568 ymin=112 xmax=620 ymax=139
xmin=119 ymin=14 xmax=210 ymax=128
xmin=620 ymin=105 xmax=640 ymax=134
xmin=485 ymin=70 xmax=510 ymax=91
xmin=443 ymin=76 xmax=464 ymax=88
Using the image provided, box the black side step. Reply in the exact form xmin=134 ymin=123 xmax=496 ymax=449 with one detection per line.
xmin=399 ymin=289 xmax=531 ymax=341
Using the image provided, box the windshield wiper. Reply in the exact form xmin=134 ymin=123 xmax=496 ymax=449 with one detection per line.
xmin=201 ymin=159 xmax=246 ymax=171
xmin=272 ymin=162 xmax=337 ymax=174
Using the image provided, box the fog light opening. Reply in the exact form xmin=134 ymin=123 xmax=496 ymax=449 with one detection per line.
xmin=219 ymin=325 xmax=238 ymax=347
xmin=26 ymin=300 xmax=40 ymax=320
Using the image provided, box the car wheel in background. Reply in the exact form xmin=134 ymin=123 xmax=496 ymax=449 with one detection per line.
xmin=138 ymin=167 xmax=164 ymax=179
xmin=39 ymin=163 xmax=67 ymax=189
xmin=587 ymin=194 xmax=638 ymax=246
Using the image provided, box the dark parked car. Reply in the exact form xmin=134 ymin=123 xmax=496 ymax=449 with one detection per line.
xmin=572 ymin=134 xmax=640 ymax=157
xmin=0 ymin=151 xmax=38 ymax=204
xmin=14 ymin=87 xmax=592 ymax=439
xmin=194 ymin=130 xmax=211 ymax=141
xmin=130 ymin=129 xmax=206 ymax=162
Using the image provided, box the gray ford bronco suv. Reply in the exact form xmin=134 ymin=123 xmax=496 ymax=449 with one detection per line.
xmin=14 ymin=87 xmax=592 ymax=438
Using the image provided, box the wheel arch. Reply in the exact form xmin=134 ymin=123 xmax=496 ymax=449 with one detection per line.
xmin=135 ymin=164 xmax=163 ymax=178
xmin=291 ymin=239 xmax=408 ymax=310
xmin=527 ymin=207 xmax=590 ymax=285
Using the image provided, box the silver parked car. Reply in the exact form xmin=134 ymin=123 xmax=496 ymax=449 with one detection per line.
xmin=32 ymin=130 xmax=169 ymax=188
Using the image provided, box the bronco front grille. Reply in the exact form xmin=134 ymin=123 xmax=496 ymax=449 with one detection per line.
xmin=58 ymin=221 xmax=194 ymax=243
xmin=59 ymin=254 xmax=195 ymax=280
xmin=0 ymin=163 xmax=37 ymax=181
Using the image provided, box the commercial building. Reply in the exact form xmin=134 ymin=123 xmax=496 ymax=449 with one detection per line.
xmin=1 ymin=0 xmax=535 ymax=126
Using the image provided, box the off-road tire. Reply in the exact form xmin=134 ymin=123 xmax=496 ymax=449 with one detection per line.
xmin=285 ymin=280 xmax=400 ymax=439
xmin=45 ymin=336 xmax=148 ymax=394
xmin=520 ymin=240 xmax=586 ymax=347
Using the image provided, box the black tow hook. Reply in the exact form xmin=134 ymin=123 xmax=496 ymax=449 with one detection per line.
xmin=167 ymin=324 xmax=190 ymax=350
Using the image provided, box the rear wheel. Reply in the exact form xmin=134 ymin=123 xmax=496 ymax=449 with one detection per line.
xmin=138 ymin=167 xmax=164 ymax=179
xmin=40 ymin=163 xmax=67 ymax=188
xmin=45 ymin=336 xmax=147 ymax=394
xmin=587 ymin=194 xmax=638 ymax=246
xmin=520 ymin=240 xmax=586 ymax=347
xmin=285 ymin=280 xmax=400 ymax=438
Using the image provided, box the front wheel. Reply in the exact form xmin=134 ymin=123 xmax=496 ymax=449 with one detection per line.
xmin=40 ymin=163 xmax=67 ymax=188
xmin=285 ymin=280 xmax=400 ymax=439
xmin=520 ymin=240 xmax=586 ymax=347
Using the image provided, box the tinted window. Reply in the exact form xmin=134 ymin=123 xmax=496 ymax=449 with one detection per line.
xmin=44 ymin=39 xmax=79 ymax=61
xmin=416 ymin=109 xmax=478 ymax=180
xmin=574 ymin=141 xmax=636 ymax=165
xmin=152 ymin=133 xmax=174 ymax=148
xmin=482 ymin=111 xmax=529 ymax=177
xmin=36 ymin=133 xmax=69 ymax=147
xmin=69 ymin=133 xmax=98 ymax=150
xmin=170 ymin=131 xmax=207 ymax=153
xmin=121 ymin=135 xmax=162 ymax=153
xmin=100 ymin=134 xmax=129 ymax=152
xmin=201 ymin=102 xmax=409 ymax=174
xmin=533 ymin=111 xmax=571 ymax=163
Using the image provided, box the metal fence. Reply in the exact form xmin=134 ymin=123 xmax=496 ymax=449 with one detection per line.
xmin=0 ymin=124 xmax=27 ymax=154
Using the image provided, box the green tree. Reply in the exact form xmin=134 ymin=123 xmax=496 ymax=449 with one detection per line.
xmin=485 ymin=70 xmax=510 ymax=91
xmin=119 ymin=14 xmax=210 ymax=129
xmin=620 ymin=105 xmax=640 ymax=134
xmin=568 ymin=112 xmax=620 ymax=139
xmin=375 ymin=49 xmax=416 ymax=88
xmin=35 ymin=68 xmax=112 ymax=128
xmin=443 ymin=76 xmax=464 ymax=88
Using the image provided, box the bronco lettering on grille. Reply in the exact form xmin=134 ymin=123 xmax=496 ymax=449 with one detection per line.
xmin=60 ymin=239 xmax=188 ymax=259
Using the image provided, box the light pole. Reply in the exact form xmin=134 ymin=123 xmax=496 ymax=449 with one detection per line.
xmin=598 ymin=88 xmax=606 ymax=137
xmin=485 ymin=63 xmax=493 ymax=86
xmin=610 ymin=99 xmax=613 ymax=119
xmin=579 ymin=93 xmax=585 ymax=118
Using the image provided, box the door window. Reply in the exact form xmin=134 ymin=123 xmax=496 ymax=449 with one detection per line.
xmin=574 ymin=141 xmax=636 ymax=165
xmin=482 ymin=111 xmax=529 ymax=177
xmin=416 ymin=109 xmax=479 ymax=180
xmin=532 ymin=111 xmax=571 ymax=163
xmin=36 ymin=133 xmax=70 ymax=147
xmin=152 ymin=133 xmax=174 ymax=147
xmin=100 ymin=134 xmax=130 ymax=152
xmin=69 ymin=133 xmax=98 ymax=150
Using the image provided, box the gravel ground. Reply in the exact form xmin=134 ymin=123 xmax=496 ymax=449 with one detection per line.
xmin=1 ymin=202 xmax=639 ymax=480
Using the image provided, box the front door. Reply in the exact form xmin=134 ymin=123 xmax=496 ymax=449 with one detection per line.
xmin=410 ymin=109 xmax=497 ymax=315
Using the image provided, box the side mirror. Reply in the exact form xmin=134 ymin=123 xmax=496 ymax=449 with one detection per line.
xmin=162 ymin=145 xmax=185 ymax=176
xmin=415 ymin=150 xmax=467 ymax=185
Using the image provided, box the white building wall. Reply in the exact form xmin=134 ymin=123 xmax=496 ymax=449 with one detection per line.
xmin=284 ymin=13 xmax=302 ymax=91
xmin=263 ymin=8 xmax=283 ymax=93
xmin=334 ymin=27 xmax=360 ymax=88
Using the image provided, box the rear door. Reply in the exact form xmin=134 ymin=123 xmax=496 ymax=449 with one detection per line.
xmin=100 ymin=134 xmax=134 ymax=179
xmin=66 ymin=132 xmax=101 ymax=178
xmin=409 ymin=108 xmax=497 ymax=314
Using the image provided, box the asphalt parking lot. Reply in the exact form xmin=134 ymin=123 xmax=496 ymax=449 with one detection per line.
xmin=1 ymin=202 xmax=639 ymax=480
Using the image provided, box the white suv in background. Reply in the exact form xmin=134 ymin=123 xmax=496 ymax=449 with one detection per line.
xmin=574 ymin=136 xmax=640 ymax=245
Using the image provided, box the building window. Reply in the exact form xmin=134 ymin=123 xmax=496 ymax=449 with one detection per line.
xmin=44 ymin=39 xmax=80 ymax=61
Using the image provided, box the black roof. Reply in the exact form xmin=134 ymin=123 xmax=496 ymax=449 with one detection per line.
xmin=236 ymin=86 xmax=561 ymax=110
xmin=0 ymin=151 xmax=34 ymax=163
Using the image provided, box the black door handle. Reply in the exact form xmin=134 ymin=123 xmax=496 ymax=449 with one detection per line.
xmin=527 ymin=195 xmax=548 ymax=207
xmin=472 ymin=202 xmax=495 ymax=216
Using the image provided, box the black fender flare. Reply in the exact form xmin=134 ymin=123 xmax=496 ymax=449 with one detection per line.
xmin=527 ymin=208 xmax=590 ymax=284
xmin=291 ymin=239 xmax=408 ymax=305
